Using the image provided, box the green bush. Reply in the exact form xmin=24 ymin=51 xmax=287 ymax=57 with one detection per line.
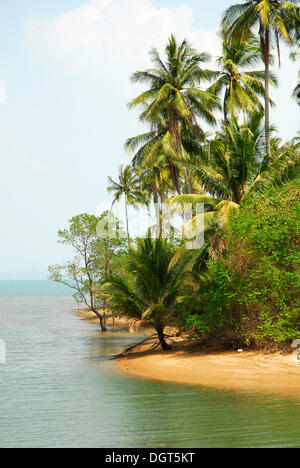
xmin=184 ymin=177 xmax=300 ymax=348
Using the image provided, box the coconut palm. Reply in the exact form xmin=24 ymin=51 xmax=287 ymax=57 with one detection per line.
xmin=107 ymin=165 xmax=147 ymax=246
xmin=222 ymin=0 xmax=300 ymax=158
xmin=125 ymin=117 xmax=183 ymax=194
xmin=208 ymin=36 xmax=278 ymax=120
xmin=128 ymin=34 xmax=220 ymax=190
xmin=125 ymin=115 xmax=205 ymax=195
xmin=104 ymin=237 xmax=190 ymax=350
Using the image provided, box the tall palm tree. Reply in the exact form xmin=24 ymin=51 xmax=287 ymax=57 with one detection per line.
xmin=107 ymin=165 xmax=146 ymax=246
xmin=104 ymin=237 xmax=190 ymax=350
xmin=222 ymin=0 xmax=299 ymax=159
xmin=128 ymin=34 xmax=220 ymax=190
xmin=208 ymin=36 xmax=278 ymax=120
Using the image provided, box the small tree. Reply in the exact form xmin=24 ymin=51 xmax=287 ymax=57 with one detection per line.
xmin=49 ymin=212 xmax=126 ymax=332
xmin=73 ymin=292 xmax=81 ymax=312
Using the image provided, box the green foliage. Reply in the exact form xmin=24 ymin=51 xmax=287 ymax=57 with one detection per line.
xmin=222 ymin=0 xmax=299 ymax=158
xmin=221 ymin=1 xmax=299 ymax=55
xmin=49 ymin=212 xmax=127 ymax=330
xmin=104 ymin=236 xmax=190 ymax=349
xmin=208 ymin=34 xmax=277 ymax=119
xmin=126 ymin=34 xmax=220 ymax=197
xmin=168 ymin=113 xmax=299 ymax=246
xmin=182 ymin=177 xmax=300 ymax=347
xmin=129 ymin=34 xmax=219 ymax=128
xmin=107 ymin=165 xmax=147 ymax=244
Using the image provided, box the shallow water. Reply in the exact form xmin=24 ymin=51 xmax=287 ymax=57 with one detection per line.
xmin=0 ymin=281 xmax=299 ymax=448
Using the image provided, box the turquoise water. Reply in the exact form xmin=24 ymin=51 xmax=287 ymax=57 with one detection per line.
xmin=0 ymin=280 xmax=299 ymax=448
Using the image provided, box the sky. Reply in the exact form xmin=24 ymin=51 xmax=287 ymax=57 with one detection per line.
xmin=0 ymin=0 xmax=299 ymax=279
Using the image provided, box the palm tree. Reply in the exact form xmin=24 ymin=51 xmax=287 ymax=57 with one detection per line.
xmin=107 ymin=165 xmax=146 ymax=246
xmin=135 ymin=165 xmax=174 ymax=234
xmin=168 ymin=112 xmax=300 ymax=234
xmin=222 ymin=0 xmax=299 ymax=159
xmin=104 ymin=237 xmax=190 ymax=350
xmin=208 ymin=36 xmax=278 ymax=120
xmin=128 ymin=35 xmax=220 ymax=191
xmin=125 ymin=117 xmax=183 ymax=194
xmin=125 ymin=114 xmax=205 ymax=195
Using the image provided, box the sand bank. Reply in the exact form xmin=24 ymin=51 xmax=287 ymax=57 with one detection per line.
xmin=118 ymin=350 xmax=300 ymax=397
xmin=75 ymin=310 xmax=300 ymax=397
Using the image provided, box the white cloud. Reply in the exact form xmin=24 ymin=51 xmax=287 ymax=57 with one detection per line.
xmin=24 ymin=0 xmax=299 ymax=140
xmin=25 ymin=0 xmax=220 ymax=73
xmin=0 ymin=80 xmax=7 ymax=104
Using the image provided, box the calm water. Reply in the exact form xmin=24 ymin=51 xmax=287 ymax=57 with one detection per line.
xmin=0 ymin=280 xmax=299 ymax=448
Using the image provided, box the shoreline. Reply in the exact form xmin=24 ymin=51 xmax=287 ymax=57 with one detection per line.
xmin=75 ymin=309 xmax=132 ymax=329
xmin=117 ymin=349 xmax=300 ymax=398
xmin=75 ymin=309 xmax=300 ymax=397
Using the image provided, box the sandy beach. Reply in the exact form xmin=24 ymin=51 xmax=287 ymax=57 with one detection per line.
xmin=76 ymin=309 xmax=300 ymax=397
xmin=118 ymin=350 xmax=300 ymax=397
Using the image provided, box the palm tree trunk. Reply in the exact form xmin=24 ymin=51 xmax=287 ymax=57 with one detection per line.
xmin=230 ymin=81 xmax=234 ymax=121
xmin=158 ymin=196 xmax=163 ymax=236
xmin=224 ymin=87 xmax=230 ymax=121
xmin=124 ymin=195 xmax=130 ymax=247
xmin=264 ymin=26 xmax=271 ymax=160
xmin=169 ymin=159 xmax=181 ymax=194
xmin=155 ymin=325 xmax=170 ymax=351
xmin=153 ymin=191 xmax=159 ymax=229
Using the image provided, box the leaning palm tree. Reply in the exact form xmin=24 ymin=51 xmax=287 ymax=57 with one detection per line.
xmin=168 ymin=112 xmax=300 ymax=235
xmin=104 ymin=237 xmax=190 ymax=350
xmin=222 ymin=0 xmax=300 ymax=158
xmin=128 ymin=34 xmax=220 ymax=190
xmin=208 ymin=35 xmax=278 ymax=120
xmin=107 ymin=165 xmax=147 ymax=246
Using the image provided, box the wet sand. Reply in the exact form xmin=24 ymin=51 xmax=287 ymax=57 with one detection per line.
xmin=76 ymin=309 xmax=131 ymax=328
xmin=118 ymin=350 xmax=300 ymax=397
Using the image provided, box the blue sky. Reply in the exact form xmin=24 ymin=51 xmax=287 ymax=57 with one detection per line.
xmin=0 ymin=0 xmax=299 ymax=278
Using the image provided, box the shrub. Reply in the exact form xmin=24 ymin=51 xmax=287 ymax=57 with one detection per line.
xmin=183 ymin=177 xmax=300 ymax=349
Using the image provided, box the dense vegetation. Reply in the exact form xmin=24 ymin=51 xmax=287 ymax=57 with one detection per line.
xmin=50 ymin=1 xmax=300 ymax=351
xmin=182 ymin=174 xmax=300 ymax=349
xmin=104 ymin=237 xmax=189 ymax=350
